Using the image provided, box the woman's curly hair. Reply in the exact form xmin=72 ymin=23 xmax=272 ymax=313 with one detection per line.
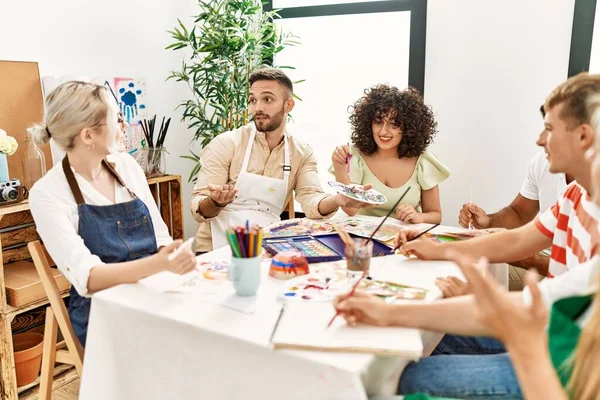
xmin=349 ymin=84 xmax=438 ymax=158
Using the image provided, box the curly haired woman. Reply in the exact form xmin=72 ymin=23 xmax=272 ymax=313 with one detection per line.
xmin=330 ymin=84 xmax=450 ymax=223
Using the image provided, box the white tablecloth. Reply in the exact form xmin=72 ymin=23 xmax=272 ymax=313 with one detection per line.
xmin=79 ymin=222 xmax=508 ymax=400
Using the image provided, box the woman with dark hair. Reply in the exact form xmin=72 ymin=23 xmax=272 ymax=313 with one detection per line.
xmin=331 ymin=84 xmax=450 ymax=223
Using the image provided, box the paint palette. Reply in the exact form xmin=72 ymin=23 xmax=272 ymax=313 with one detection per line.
xmin=263 ymin=236 xmax=341 ymax=263
xmin=328 ymin=181 xmax=387 ymax=205
xmin=263 ymin=234 xmax=393 ymax=263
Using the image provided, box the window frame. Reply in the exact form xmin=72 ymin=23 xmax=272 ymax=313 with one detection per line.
xmin=265 ymin=0 xmax=428 ymax=93
xmin=568 ymin=0 xmax=597 ymax=76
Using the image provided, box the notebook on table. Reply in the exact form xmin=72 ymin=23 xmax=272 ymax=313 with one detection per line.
xmin=271 ymin=302 xmax=423 ymax=359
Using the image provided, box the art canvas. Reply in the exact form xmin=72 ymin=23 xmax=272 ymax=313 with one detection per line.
xmin=41 ymin=76 xmax=148 ymax=163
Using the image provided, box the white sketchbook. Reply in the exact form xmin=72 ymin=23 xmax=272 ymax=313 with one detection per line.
xmin=272 ymin=302 xmax=423 ymax=359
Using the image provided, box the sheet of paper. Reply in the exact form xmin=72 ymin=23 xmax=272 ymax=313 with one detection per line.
xmin=139 ymin=271 xmax=256 ymax=314
xmin=272 ymin=302 xmax=423 ymax=359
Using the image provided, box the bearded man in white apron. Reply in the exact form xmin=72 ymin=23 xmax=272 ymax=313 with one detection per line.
xmin=190 ymin=68 xmax=371 ymax=253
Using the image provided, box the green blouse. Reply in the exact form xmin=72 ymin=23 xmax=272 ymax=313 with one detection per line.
xmin=329 ymin=146 xmax=451 ymax=218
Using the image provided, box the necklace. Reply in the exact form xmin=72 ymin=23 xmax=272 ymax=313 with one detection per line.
xmin=90 ymin=165 xmax=104 ymax=182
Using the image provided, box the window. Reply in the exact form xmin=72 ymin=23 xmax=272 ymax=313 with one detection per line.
xmin=267 ymin=0 xmax=427 ymax=194
xmin=568 ymin=0 xmax=597 ymax=75
xmin=275 ymin=12 xmax=411 ymax=191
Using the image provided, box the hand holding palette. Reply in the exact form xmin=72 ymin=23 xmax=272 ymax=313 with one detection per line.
xmin=328 ymin=181 xmax=387 ymax=205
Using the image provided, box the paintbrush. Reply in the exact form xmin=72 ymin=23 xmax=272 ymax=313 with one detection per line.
xmin=149 ymin=115 xmax=156 ymax=147
xmin=140 ymin=120 xmax=151 ymax=146
xmin=158 ymin=116 xmax=165 ymax=146
xmin=158 ymin=117 xmax=171 ymax=148
xmin=345 ymin=142 xmax=350 ymax=175
xmin=391 ymin=223 xmax=440 ymax=253
xmin=333 ymin=224 xmax=355 ymax=249
xmin=365 ymin=186 xmax=411 ymax=245
xmin=468 ymin=171 xmax=474 ymax=231
xmin=326 ymin=270 xmax=367 ymax=329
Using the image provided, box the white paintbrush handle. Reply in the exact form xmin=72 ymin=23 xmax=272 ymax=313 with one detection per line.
xmin=167 ymin=237 xmax=195 ymax=261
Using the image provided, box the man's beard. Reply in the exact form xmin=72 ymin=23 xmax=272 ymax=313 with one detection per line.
xmin=254 ymin=105 xmax=286 ymax=133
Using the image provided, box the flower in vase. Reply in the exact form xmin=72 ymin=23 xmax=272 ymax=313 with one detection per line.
xmin=0 ymin=129 xmax=19 ymax=156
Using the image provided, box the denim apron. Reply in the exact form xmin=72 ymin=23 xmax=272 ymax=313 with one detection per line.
xmin=62 ymin=156 xmax=158 ymax=347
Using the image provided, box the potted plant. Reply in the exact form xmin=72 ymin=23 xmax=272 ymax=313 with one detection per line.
xmin=166 ymin=0 xmax=300 ymax=182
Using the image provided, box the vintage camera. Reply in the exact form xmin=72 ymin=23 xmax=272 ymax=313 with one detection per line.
xmin=0 ymin=179 xmax=22 ymax=202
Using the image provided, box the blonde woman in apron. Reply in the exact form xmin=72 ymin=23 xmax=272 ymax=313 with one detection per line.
xmin=28 ymin=81 xmax=196 ymax=346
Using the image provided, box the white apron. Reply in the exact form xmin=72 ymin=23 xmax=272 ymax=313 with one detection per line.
xmin=211 ymin=127 xmax=291 ymax=249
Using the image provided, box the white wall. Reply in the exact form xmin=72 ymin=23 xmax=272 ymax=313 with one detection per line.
xmin=0 ymin=0 xmax=578 ymax=236
xmin=425 ymin=0 xmax=575 ymax=225
xmin=275 ymin=11 xmax=411 ymax=197
xmin=0 ymin=0 xmax=201 ymax=239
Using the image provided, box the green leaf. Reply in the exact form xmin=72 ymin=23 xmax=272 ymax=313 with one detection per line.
xmin=180 ymin=155 xmax=199 ymax=162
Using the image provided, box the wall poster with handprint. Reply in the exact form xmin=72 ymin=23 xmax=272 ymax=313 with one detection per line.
xmin=42 ymin=76 xmax=148 ymax=164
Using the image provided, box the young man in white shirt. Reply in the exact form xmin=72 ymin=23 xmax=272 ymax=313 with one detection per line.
xmin=444 ymin=106 xmax=572 ymax=294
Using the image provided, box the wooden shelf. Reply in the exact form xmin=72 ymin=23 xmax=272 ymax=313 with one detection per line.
xmin=6 ymin=291 xmax=70 ymax=318
xmin=147 ymin=174 xmax=178 ymax=184
xmin=0 ymin=200 xmax=30 ymax=216
xmin=18 ymin=363 xmax=77 ymax=399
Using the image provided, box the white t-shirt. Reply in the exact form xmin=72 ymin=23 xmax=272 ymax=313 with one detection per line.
xmin=29 ymin=152 xmax=172 ymax=298
xmin=520 ymin=151 xmax=568 ymax=214
xmin=523 ymin=256 xmax=598 ymax=326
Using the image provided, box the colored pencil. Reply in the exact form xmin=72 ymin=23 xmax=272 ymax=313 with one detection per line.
xmin=236 ymin=228 xmax=247 ymax=257
xmin=227 ymin=230 xmax=241 ymax=258
xmin=246 ymin=220 xmax=250 ymax=255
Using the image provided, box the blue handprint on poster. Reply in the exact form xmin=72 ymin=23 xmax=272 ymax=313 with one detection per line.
xmin=111 ymin=78 xmax=148 ymax=154
xmin=115 ymin=79 xmax=147 ymax=122
xmin=41 ymin=75 xmax=150 ymax=164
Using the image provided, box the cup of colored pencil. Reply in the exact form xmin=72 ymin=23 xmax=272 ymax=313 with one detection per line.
xmin=226 ymin=223 xmax=263 ymax=258
xmin=226 ymin=223 xmax=263 ymax=296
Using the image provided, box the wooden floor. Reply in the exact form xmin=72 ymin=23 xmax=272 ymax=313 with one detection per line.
xmin=51 ymin=379 xmax=80 ymax=400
